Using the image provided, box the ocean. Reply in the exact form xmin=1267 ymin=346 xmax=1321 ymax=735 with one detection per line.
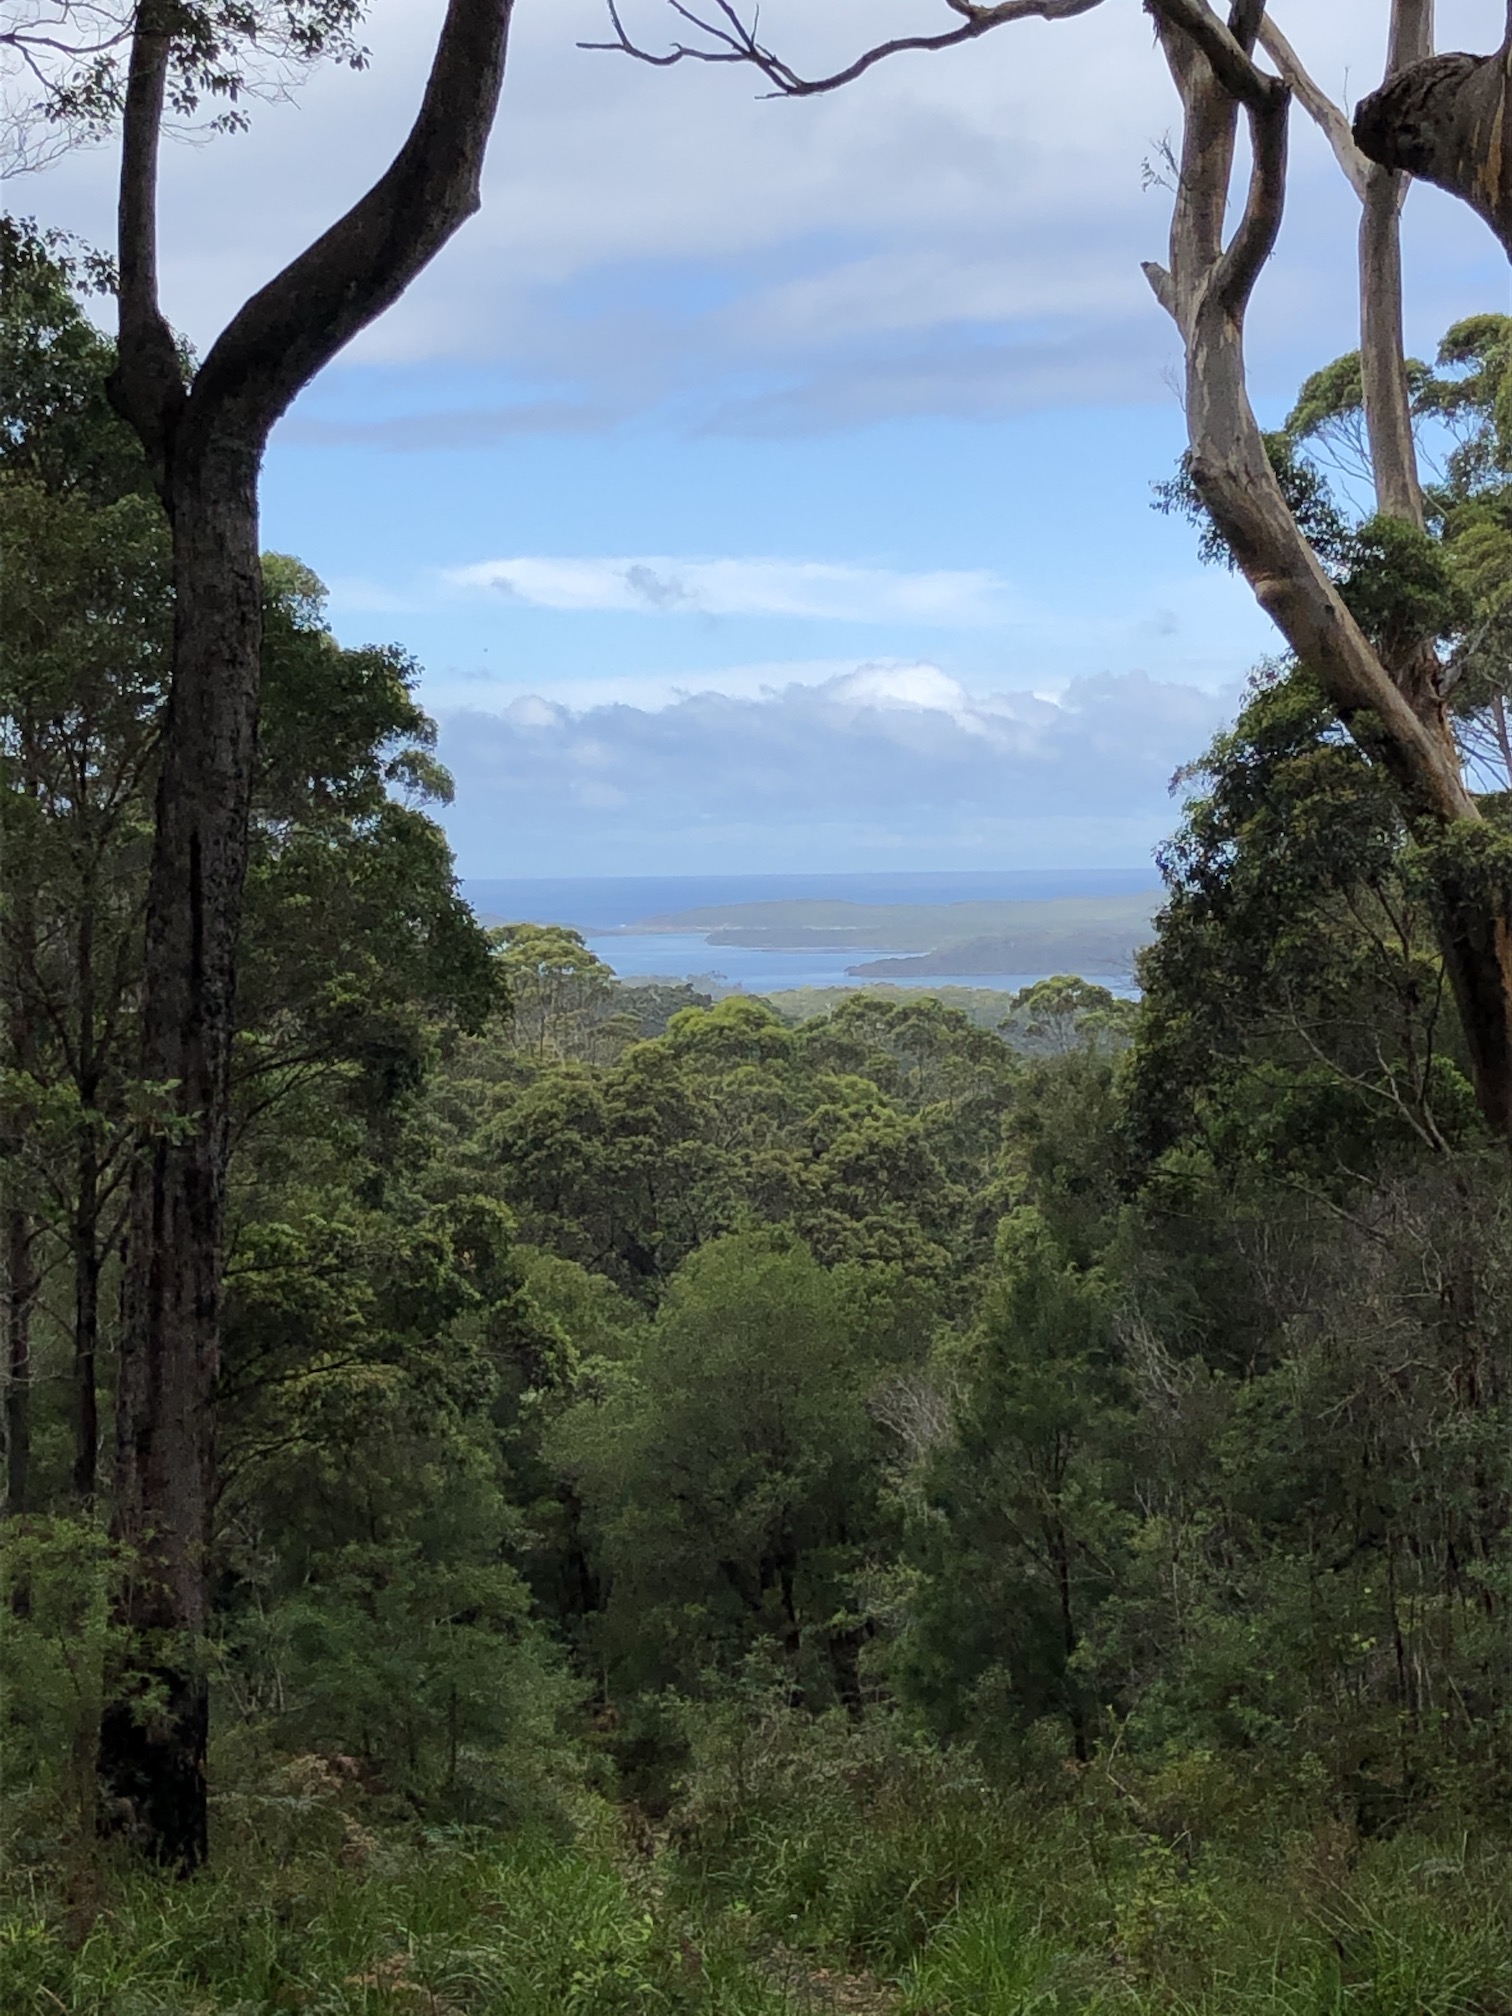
xmin=463 ymin=869 xmax=1160 ymax=932
xmin=462 ymin=870 xmax=1157 ymax=997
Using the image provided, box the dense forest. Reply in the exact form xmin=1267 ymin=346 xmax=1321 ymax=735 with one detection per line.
xmin=2 ymin=215 xmax=1510 ymax=2012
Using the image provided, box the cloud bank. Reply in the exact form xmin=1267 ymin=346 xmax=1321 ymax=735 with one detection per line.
xmin=436 ymin=662 xmax=1237 ymax=876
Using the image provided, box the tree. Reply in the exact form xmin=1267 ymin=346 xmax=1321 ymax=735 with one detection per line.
xmin=494 ymin=925 xmax=618 ymax=1060
xmin=596 ymin=1 xmax=1512 ymax=1143
xmin=2 ymin=221 xmax=167 ymax=1512
xmin=903 ymin=1208 xmax=1125 ymax=1764
xmin=11 ymin=1 xmax=523 ymax=1869
xmin=549 ymin=1233 xmax=905 ymax=1707
xmin=1353 ymin=6 xmax=1512 ymax=260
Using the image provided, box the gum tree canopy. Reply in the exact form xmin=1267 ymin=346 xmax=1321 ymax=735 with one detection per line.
xmin=594 ymin=0 xmax=1512 ymax=1143
xmin=7 ymin=1 xmax=520 ymax=1871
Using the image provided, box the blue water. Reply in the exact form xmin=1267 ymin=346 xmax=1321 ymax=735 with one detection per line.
xmin=581 ymin=932 xmax=1134 ymax=996
xmin=464 ymin=868 xmax=1158 ymax=933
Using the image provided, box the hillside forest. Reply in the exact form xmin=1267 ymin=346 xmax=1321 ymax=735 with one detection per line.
xmin=2 ymin=211 xmax=1511 ymax=2013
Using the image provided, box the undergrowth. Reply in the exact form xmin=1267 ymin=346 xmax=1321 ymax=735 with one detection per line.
xmin=4 ymin=1711 xmax=1510 ymax=2014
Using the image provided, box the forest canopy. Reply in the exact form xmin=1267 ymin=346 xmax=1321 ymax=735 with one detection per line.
xmin=3 ymin=6 xmax=1512 ymax=2001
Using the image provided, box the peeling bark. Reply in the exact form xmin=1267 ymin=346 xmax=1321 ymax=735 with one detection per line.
xmin=1354 ymin=16 xmax=1512 ymax=261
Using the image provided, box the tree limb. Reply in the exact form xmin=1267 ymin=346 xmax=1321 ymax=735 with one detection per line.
xmin=1143 ymin=0 xmax=1282 ymax=112
xmin=178 ymin=0 xmax=517 ymax=462
xmin=108 ymin=2 xmax=185 ymax=489
xmin=1353 ymin=16 xmax=1512 ymax=260
xmin=1257 ymin=15 xmax=1369 ymax=197
xmin=581 ymin=0 xmax=1106 ymax=98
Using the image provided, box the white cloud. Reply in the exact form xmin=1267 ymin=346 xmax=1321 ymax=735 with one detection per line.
xmin=30 ymin=0 xmax=1503 ymax=429
xmin=445 ymin=555 xmax=1010 ymax=624
xmin=434 ymin=660 xmax=1240 ymax=875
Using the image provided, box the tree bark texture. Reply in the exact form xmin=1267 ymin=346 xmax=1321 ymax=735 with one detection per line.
xmin=97 ymin=445 xmax=261 ymax=1872
xmin=1354 ymin=14 xmax=1512 ymax=261
xmin=4 ymin=1203 xmax=36 ymax=1517
xmin=1144 ymin=0 xmax=1512 ymax=1142
xmin=3 ymin=891 xmax=40 ymax=1518
xmin=99 ymin=0 xmax=518 ymax=1869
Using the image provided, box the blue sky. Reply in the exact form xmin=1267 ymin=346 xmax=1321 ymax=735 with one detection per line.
xmin=24 ymin=0 xmax=1511 ymax=875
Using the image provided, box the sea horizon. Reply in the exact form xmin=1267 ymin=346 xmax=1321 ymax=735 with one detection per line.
xmin=462 ymin=866 xmax=1162 ymax=934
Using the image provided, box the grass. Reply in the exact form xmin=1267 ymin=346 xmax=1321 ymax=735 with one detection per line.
xmin=4 ymin=1720 xmax=1510 ymax=2016
xmin=0 ymin=1821 xmax=792 ymax=2016
xmin=659 ymin=1711 xmax=1512 ymax=2016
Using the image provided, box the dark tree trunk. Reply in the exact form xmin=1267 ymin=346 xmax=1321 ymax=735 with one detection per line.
xmin=97 ymin=440 xmax=263 ymax=1872
xmin=73 ymin=1141 xmax=103 ymax=1504
xmin=4 ymin=1202 xmax=36 ymax=1517
xmin=73 ymin=881 xmax=103 ymax=1506
xmin=1354 ymin=28 xmax=1512 ymax=261
xmin=97 ymin=0 xmax=518 ymax=1868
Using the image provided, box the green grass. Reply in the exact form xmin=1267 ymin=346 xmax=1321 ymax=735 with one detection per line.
xmin=0 ymin=1824 xmax=792 ymax=2016
xmin=659 ymin=1712 xmax=1512 ymax=2016
xmin=6 ymin=1719 xmax=1510 ymax=2016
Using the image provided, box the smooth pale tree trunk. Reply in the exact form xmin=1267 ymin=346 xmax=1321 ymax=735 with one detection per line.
xmin=98 ymin=0 xmax=517 ymax=1869
xmin=1143 ymin=0 xmax=1512 ymax=1142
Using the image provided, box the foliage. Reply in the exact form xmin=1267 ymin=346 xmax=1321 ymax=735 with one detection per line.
xmin=4 ymin=230 xmax=1512 ymax=2016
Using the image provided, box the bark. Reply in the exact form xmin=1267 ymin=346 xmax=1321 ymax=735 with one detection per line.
xmin=1354 ymin=12 xmax=1512 ymax=261
xmin=73 ymin=1140 xmax=102 ymax=1504
xmin=1360 ymin=1 xmax=1434 ymax=530
xmin=98 ymin=0 xmax=518 ymax=1870
xmin=4 ymin=1204 xmax=36 ymax=1517
xmin=3 ymin=890 xmax=39 ymax=1518
xmin=1143 ymin=0 xmax=1512 ymax=1143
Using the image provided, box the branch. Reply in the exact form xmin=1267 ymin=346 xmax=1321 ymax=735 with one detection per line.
xmin=176 ymin=0 xmax=518 ymax=461
xmin=1257 ymin=15 xmax=1369 ymax=197
xmin=107 ymin=3 xmax=186 ymax=486
xmin=581 ymin=0 xmax=1106 ymax=98
xmin=1216 ymin=57 xmax=1288 ymax=313
xmin=1143 ymin=0 xmax=1282 ymax=111
xmin=1353 ymin=23 xmax=1512 ymax=260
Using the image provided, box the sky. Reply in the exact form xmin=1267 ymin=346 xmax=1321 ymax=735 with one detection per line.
xmin=18 ymin=0 xmax=1512 ymax=876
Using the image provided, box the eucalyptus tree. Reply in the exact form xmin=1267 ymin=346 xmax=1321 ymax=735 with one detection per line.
xmin=596 ymin=0 xmax=1512 ymax=1142
xmin=10 ymin=0 xmax=522 ymax=1871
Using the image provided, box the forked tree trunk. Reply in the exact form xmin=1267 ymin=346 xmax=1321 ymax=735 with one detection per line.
xmin=99 ymin=0 xmax=517 ymax=1869
xmin=1144 ymin=0 xmax=1512 ymax=1142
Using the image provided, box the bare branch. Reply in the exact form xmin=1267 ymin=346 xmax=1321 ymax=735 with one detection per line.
xmin=1353 ymin=16 xmax=1512 ymax=260
xmin=1143 ymin=0 xmax=1282 ymax=112
xmin=582 ymin=0 xmax=1106 ymax=98
xmin=1215 ymin=61 xmax=1288 ymax=313
xmin=180 ymin=0 xmax=517 ymax=458
xmin=1257 ymin=15 xmax=1369 ymax=197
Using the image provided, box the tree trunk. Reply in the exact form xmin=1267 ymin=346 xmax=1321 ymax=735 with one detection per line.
xmin=97 ymin=0 xmax=517 ymax=1866
xmin=4 ymin=1202 xmax=36 ymax=1517
xmin=1144 ymin=1 xmax=1512 ymax=1143
xmin=97 ymin=439 xmax=262 ymax=1872
xmin=1354 ymin=24 xmax=1512 ymax=261
xmin=73 ymin=1139 xmax=102 ymax=1504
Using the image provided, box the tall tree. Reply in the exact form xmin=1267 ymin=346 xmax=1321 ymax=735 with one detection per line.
xmin=14 ymin=1 xmax=523 ymax=1870
xmin=596 ymin=0 xmax=1512 ymax=1140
